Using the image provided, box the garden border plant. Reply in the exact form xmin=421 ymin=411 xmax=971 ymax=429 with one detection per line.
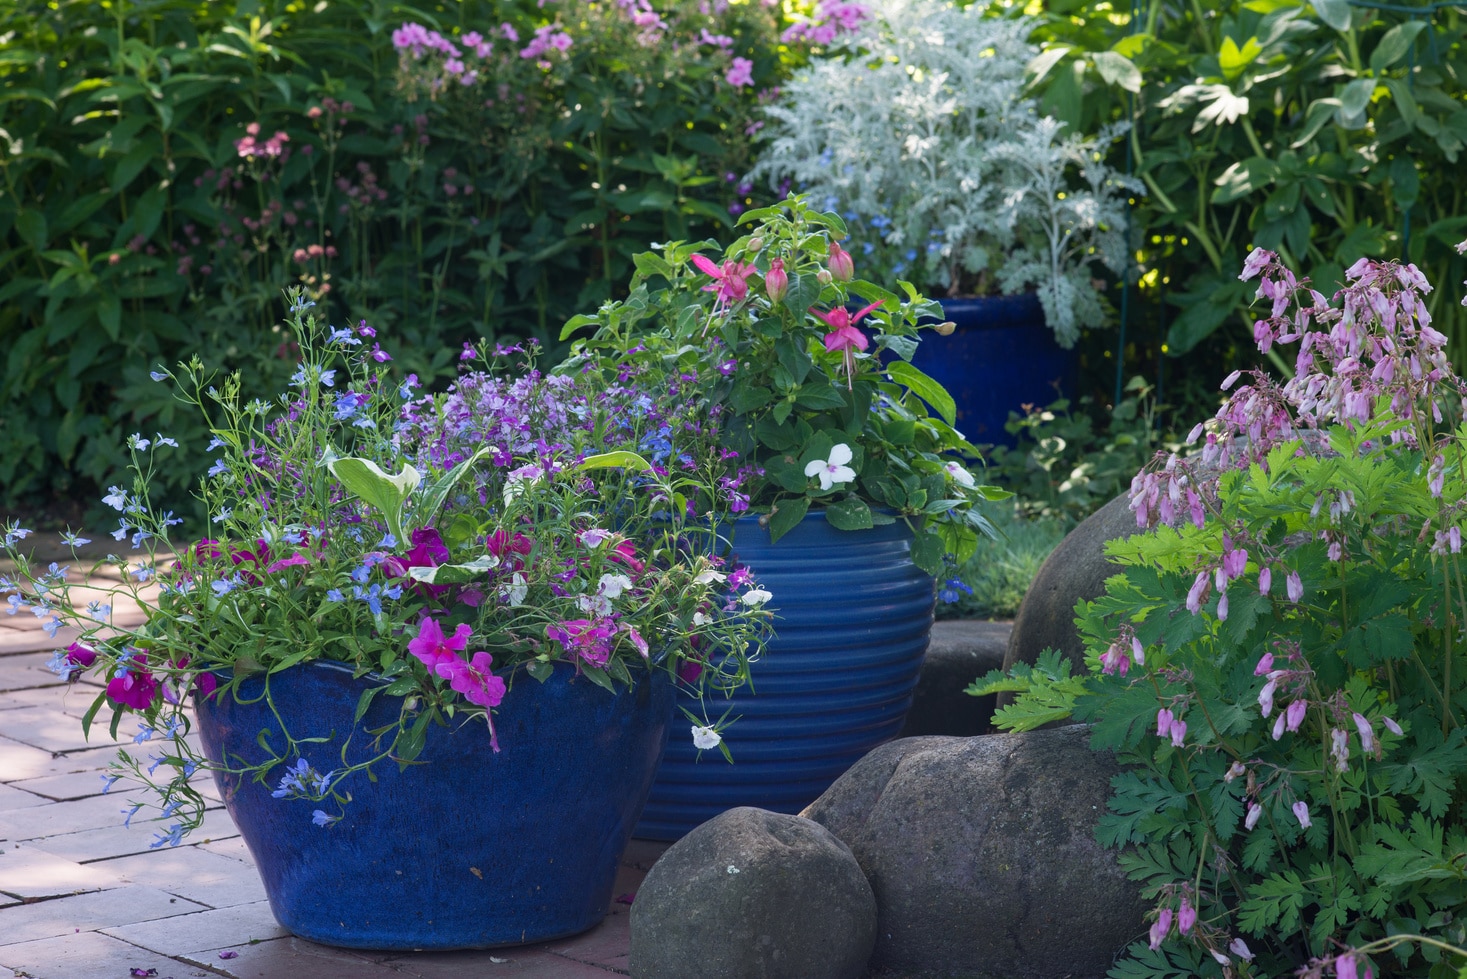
xmin=976 ymin=236 xmax=1467 ymax=977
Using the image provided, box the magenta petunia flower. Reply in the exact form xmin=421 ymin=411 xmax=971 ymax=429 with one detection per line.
xmin=436 ymin=651 xmax=506 ymax=710
xmin=408 ymin=617 xmax=473 ymax=672
xmin=107 ymin=658 xmax=160 ymax=711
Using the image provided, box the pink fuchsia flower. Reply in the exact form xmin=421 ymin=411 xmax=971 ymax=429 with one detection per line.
xmin=814 ymin=300 xmax=881 ymax=388
xmin=828 ymin=241 xmax=854 ymax=281
xmin=436 ymin=651 xmax=506 ymax=710
xmin=764 ymin=258 xmax=788 ymax=303
xmin=690 ymin=253 xmax=756 ymax=305
xmin=408 ymin=617 xmax=474 ymax=672
xmin=725 ymin=56 xmax=754 ymax=88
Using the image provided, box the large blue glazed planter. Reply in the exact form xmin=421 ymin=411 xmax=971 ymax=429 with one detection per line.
xmin=194 ymin=659 xmax=674 ymax=950
xmin=634 ymin=511 xmax=935 ymax=840
xmin=911 ymin=293 xmax=1076 ymax=447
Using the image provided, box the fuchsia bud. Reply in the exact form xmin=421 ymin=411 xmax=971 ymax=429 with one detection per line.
xmin=827 ymin=241 xmax=854 ymax=281
xmin=764 ymin=258 xmax=788 ymax=303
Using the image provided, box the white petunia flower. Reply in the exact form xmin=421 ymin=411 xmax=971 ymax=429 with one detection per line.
xmin=692 ymin=725 xmax=722 ymax=750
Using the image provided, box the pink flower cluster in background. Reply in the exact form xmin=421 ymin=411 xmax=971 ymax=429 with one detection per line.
xmin=780 ymin=0 xmax=869 ymax=45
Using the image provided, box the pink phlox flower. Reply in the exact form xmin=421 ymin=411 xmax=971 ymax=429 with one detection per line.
xmin=547 ymin=618 xmax=617 ymax=667
xmin=264 ymin=551 xmax=311 ymax=574
xmin=408 ymin=617 xmax=473 ymax=672
xmin=725 ymin=56 xmax=754 ymax=88
xmin=689 ymin=253 xmax=756 ymax=305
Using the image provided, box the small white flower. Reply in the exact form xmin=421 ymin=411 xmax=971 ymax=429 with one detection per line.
xmin=578 ymin=593 xmax=613 ymax=617
xmin=693 ymin=569 xmax=727 ymax=585
xmin=505 ymin=572 xmax=527 ymax=607
xmin=803 ymin=443 xmax=856 ymax=491
xmin=580 ymin=528 xmax=613 ymax=548
xmin=943 ymin=461 xmax=975 ymax=488
xmin=597 ymin=573 xmax=634 ymax=600
xmin=692 ymin=611 xmax=711 ymax=627
xmin=740 ymin=588 xmax=773 ymax=606
xmin=692 ymin=725 xmax=722 ymax=750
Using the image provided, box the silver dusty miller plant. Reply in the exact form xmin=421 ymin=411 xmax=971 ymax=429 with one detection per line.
xmin=750 ymin=0 xmax=1137 ymax=346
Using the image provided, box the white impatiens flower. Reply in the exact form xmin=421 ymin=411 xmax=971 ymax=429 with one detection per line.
xmin=692 ymin=725 xmax=723 ymax=750
xmin=504 ymin=572 xmax=527 ymax=607
xmin=804 ymin=443 xmax=856 ymax=490
xmin=693 ymin=569 xmax=727 ymax=585
xmin=740 ymin=588 xmax=773 ymax=606
xmin=597 ymin=573 xmax=634 ymax=600
xmin=944 ymin=461 xmax=976 ymax=488
xmin=692 ymin=611 xmax=712 ymax=627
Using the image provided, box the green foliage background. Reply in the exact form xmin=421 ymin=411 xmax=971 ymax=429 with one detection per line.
xmin=0 ymin=0 xmax=798 ymax=514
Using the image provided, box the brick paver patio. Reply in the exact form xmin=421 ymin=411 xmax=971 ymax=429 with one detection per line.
xmin=0 ymin=541 xmax=663 ymax=979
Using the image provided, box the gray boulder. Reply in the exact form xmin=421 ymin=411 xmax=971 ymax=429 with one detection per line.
xmin=803 ymin=726 xmax=1145 ymax=979
xmin=900 ymin=620 xmax=1009 ymax=737
xmin=629 ymin=807 xmax=876 ymax=979
xmin=1004 ymin=492 xmax=1141 ymax=678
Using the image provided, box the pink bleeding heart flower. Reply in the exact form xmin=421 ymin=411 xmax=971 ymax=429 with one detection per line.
xmin=1177 ymin=895 xmax=1197 ymax=934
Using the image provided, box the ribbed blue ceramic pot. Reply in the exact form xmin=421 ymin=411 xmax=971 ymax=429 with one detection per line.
xmin=634 ymin=511 xmax=934 ymax=840
xmin=195 ymin=659 xmax=674 ymax=950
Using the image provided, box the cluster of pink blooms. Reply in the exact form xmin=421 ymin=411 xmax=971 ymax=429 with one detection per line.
xmin=235 ymin=122 xmax=290 ymax=160
xmin=780 ymin=0 xmax=869 ymax=45
xmin=616 ymin=0 xmax=669 ymax=45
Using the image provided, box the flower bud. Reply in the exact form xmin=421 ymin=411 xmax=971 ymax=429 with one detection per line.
xmin=828 ymin=241 xmax=854 ymax=281
xmin=764 ymin=258 xmax=788 ymax=303
xmin=934 ymin=321 xmax=956 ymax=336
xmin=747 ymin=236 xmax=764 ymax=252
xmin=816 ymin=269 xmax=832 ymax=286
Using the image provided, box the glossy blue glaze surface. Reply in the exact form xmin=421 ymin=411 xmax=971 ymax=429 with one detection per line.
xmin=195 ymin=660 xmax=673 ymax=950
xmin=913 ymin=292 xmax=1076 ymax=447
xmin=635 ymin=512 xmax=934 ymax=840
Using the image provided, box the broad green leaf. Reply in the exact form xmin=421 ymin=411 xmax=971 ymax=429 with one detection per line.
xmin=409 ymin=555 xmax=502 ymax=585
xmin=327 ymin=456 xmax=421 ymax=542
xmin=1338 ymin=78 xmax=1377 ymax=123
xmin=767 ymin=496 xmax=810 ymax=543
xmin=1217 ymin=36 xmax=1262 ymax=81
xmin=886 ymin=361 xmax=956 ymax=426
xmin=1025 ymin=45 xmax=1073 ymax=87
xmin=577 ymin=450 xmax=651 ymax=471
xmin=1092 ymin=51 xmax=1142 ymax=93
xmin=1312 ymin=0 xmax=1352 ymax=31
xmin=1370 ymin=21 xmax=1427 ymax=73
xmin=825 ymin=496 xmax=874 ymax=531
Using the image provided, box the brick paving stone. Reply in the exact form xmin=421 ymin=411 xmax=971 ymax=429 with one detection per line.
xmin=387 ymin=948 xmax=624 ymax=977
xmin=0 ymin=929 xmax=192 ymax=979
xmin=196 ymin=835 xmax=254 ymax=863
xmin=97 ymin=845 xmax=269 ymax=909
xmin=0 ymin=841 xmax=124 ymax=900
xmin=0 ymin=781 xmax=51 ymax=811
xmin=0 ymin=789 xmax=149 ymax=840
xmin=179 ymin=936 xmax=402 ymax=978
xmin=0 ymin=651 xmax=67 ymax=690
xmin=0 ymin=737 xmax=123 ymax=782
xmin=102 ymin=899 xmax=289 ymax=955
xmin=10 ymin=769 xmax=125 ymax=802
xmin=0 ymin=684 xmax=107 ymax=717
xmin=0 ymin=883 xmax=206 ymax=945
xmin=27 ymin=805 xmax=238 ymax=863
xmin=0 ymin=705 xmax=121 ymax=753
xmin=537 ymin=911 xmax=632 ymax=974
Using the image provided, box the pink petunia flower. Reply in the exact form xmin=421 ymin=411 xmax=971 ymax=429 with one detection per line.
xmin=408 ymin=617 xmax=473 ymax=672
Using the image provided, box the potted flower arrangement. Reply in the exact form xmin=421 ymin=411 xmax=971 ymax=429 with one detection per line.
xmin=0 ymin=296 xmax=770 ymax=950
xmin=748 ymin=0 xmax=1136 ymax=443
xmin=562 ymin=193 xmax=1005 ymax=837
xmin=979 ymin=239 xmax=1467 ymax=975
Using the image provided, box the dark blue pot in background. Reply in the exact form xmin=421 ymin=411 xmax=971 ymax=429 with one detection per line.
xmin=634 ymin=512 xmax=935 ymax=841
xmin=912 ymin=293 xmax=1076 ymax=447
xmin=195 ymin=659 xmax=674 ymax=950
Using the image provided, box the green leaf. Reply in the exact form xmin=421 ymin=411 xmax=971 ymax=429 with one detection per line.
xmin=1217 ymin=36 xmax=1262 ymax=82
xmin=559 ymin=313 xmax=599 ymax=341
xmin=1092 ymin=51 xmax=1142 ymax=93
xmin=1211 ymin=157 xmax=1282 ymax=204
xmin=408 ymin=555 xmax=502 ymax=585
xmin=782 ymin=271 xmax=824 ymax=319
xmin=767 ymin=496 xmax=811 ymax=543
xmin=577 ymin=450 xmax=651 ymax=472
xmin=1338 ymin=78 xmax=1377 ymax=123
xmin=729 ymin=385 xmax=774 ymax=414
xmin=910 ymin=529 xmax=944 ymax=575
xmin=1239 ymin=870 xmax=1308 ymax=934
xmin=327 ymin=456 xmax=421 ymax=543
xmin=825 ymin=496 xmax=874 ymax=531
xmin=886 ymin=361 xmax=956 ymax=426
xmin=14 ymin=210 xmax=47 ymax=251
xmin=1370 ymin=21 xmax=1427 ymax=74
xmin=1313 ymin=0 xmax=1353 ymax=31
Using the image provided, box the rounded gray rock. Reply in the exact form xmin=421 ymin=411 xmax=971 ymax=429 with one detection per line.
xmin=803 ymin=727 xmax=1145 ymax=979
xmin=1004 ymin=492 xmax=1141 ymax=678
xmin=629 ymin=807 xmax=877 ymax=979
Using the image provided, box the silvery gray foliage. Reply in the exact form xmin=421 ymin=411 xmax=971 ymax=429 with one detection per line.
xmin=750 ymin=0 xmax=1139 ymax=347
